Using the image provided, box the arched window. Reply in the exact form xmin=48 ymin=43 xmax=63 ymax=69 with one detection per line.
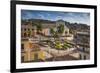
xmin=21 ymin=44 xmax=24 ymax=50
xmin=79 ymin=54 xmax=82 ymax=59
xmin=24 ymin=33 xmax=27 ymax=37
xmin=28 ymin=33 xmax=30 ymax=37
xmin=84 ymin=55 xmax=86 ymax=60
xmin=21 ymin=56 xmax=24 ymax=62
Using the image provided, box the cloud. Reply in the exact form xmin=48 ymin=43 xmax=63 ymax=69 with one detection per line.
xmin=21 ymin=10 xmax=90 ymax=24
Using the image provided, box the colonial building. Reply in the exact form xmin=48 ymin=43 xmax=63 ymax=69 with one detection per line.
xmin=21 ymin=22 xmax=37 ymax=38
xmin=21 ymin=19 xmax=74 ymax=62
xmin=74 ymin=31 xmax=90 ymax=60
xmin=56 ymin=20 xmax=69 ymax=36
xmin=41 ymin=21 xmax=56 ymax=36
xmin=21 ymin=38 xmax=45 ymax=62
xmin=21 ymin=20 xmax=70 ymax=37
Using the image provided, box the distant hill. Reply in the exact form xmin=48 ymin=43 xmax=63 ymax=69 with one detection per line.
xmin=65 ymin=22 xmax=90 ymax=32
xmin=22 ymin=19 xmax=90 ymax=32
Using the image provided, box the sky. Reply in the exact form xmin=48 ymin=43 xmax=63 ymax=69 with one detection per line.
xmin=21 ymin=10 xmax=90 ymax=25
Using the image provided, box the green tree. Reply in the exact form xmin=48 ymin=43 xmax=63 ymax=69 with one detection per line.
xmin=57 ymin=24 xmax=64 ymax=41
xmin=55 ymin=41 xmax=62 ymax=49
xmin=57 ymin=24 xmax=64 ymax=35
xmin=50 ymin=28 xmax=58 ymax=43
xmin=55 ymin=41 xmax=62 ymax=54
xmin=28 ymin=30 xmax=31 ymax=37
xmin=37 ymin=24 xmax=42 ymax=34
xmin=50 ymin=28 xmax=55 ymax=36
xmin=36 ymin=23 xmax=42 ymax=41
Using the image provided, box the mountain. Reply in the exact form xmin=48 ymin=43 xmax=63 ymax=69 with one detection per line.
xmin=22 ymin=19 xmax=90 ymax=32
xmin=65 ymin=22 xmax=90 ymax=32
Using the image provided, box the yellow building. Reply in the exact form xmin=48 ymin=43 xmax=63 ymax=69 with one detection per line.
xmin=21 ymin=39 xmax=45 ymax=62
